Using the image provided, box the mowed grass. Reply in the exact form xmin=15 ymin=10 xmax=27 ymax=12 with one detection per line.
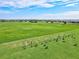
xmin=0 ymin=22 xmax=79 ymax=43
xmin=0 ymin=29 xmax=79 ymax=59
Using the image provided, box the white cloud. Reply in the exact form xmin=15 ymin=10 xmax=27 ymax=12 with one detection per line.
xmin=65 ymin=3 xmax=78 ymax=7
xmin=0 ymin=1 xmax=15 ymax=7
xmin=37 ymin=11 xmax=79 ymax=19
xmin=60 ymin=11 xmax=79 ymax=19
xmin=38 ymin=3 xmax=54 ymax=8
xmin=0 ymin=0 xmax=54 ymax=8
xmin=0 ymin=0 xmax=78 ymax=8
xmin=49 ymin=0 xmax=79 ymax=3
xmin=0 ymin=10 xmax=79 ymax=19
xmin=49 ymin=0 xmax=79 ymax=6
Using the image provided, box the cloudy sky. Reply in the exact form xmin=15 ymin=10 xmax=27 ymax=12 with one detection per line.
xmin=0 ymin=0 xmax=79 ymax=19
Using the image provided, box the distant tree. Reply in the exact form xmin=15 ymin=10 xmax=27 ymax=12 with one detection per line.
xmin=63 ymin=21 xmax=66 ymax=24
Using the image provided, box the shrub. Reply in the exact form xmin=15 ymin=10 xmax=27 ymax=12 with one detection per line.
xmin=73 ymin=43 xmax=78 ymax=46
xmin=44 ymin=46 xmax=48 ymax=49
xmin=62 ymin=40 xmax=65 ymax=43
xmin=62 ymin=37 xmax=65 ymax=40
xmin=56 ymin=38 xmax=58 ymax=42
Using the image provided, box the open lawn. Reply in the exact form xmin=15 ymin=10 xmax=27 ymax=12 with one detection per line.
xmin=0 ymin=22 xmax=79 ymax=59
xmin=0 ymin=22 xmax=79 ymax=43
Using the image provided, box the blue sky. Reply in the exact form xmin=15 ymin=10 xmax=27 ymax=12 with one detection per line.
xmin=0 ymin=0 xmax=79 ymax=19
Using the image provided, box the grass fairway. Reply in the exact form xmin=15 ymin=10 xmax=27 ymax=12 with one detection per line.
xmin=0 ymin=22 xmax=79 ymax=59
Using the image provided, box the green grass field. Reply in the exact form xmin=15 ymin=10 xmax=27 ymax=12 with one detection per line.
xmin=0 ymin=22 xmax=79 ymax=59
